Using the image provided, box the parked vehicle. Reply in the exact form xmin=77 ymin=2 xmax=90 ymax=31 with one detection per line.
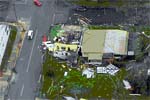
xmin=33 ymin=0 xmax=42 ymax=6
xmin=53 ymin=51 xmax=70 ymax=60
xmin=42 ymin=35 xmax=47 ymax=42
xmin=27 ymin=30 xmax=34 ymax=40
xmin=41 ymin=35 xmax=48 ymax=51
xmin=42 ymin=41 xmax=52 ymax=47
xmin=73 ymin=6 xmax=87 ymax=12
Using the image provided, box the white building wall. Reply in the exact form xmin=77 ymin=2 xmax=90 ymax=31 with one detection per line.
xmin=0 ymin=25 xmax=11 ymax=66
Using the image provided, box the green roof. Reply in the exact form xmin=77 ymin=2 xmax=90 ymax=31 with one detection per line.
xmin=50 ymin=25 xmax=64 ymax=38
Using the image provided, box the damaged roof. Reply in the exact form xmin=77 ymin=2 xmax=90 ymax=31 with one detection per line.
xmin=82 ymin=29 xmax=129 ymax=60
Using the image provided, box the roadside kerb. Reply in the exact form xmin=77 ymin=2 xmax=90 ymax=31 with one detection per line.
xmin=7 ymin=21 xmax=27 ymax=69
xmin=0 ymin=20 xmax=29 ymax=80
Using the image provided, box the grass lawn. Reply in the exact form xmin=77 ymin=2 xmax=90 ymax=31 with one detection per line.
xmin=41 ymin=51 xmax=129 ymax=99
xmin=0 ymin=26 xmax=17 ymax=70
xmin=72 ymin=0 xmax=148 ymax=7
xmin=126 ymin=95 xmax=150 ymax=100
xmin=73 ymin=0 xmax=125 ymax=7
xmin=88 ymin=25 xmax=121 ymax=30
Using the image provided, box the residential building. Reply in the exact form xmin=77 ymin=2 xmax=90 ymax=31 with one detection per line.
xmin=0 ymin=24 xmax=11 ymax=66
xmin=81 ymin=29 xmax=129 ymax=63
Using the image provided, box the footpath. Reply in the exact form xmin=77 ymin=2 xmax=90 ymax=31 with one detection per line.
xmin=0 ymin=19 xmax=30 ymax=100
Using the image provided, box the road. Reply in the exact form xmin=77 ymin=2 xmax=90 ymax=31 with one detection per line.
xmin=7 ymin=0 xmax=69 ymax=100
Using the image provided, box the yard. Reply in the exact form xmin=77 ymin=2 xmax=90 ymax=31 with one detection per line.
xmin=40 ymin=24 xmax=150 ymax=99
xmin=41 ymin=51 xmax=129 ymax=99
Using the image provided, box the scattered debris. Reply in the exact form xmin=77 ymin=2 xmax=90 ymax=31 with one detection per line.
xmin=148 ymin=69 xmax=150 ymax=76
xmin=62 ymin=96 xmax=76 ymax=100
xmin=106 ymin=64 xmax=119 ymax=75
xmin=96 ymin=67 xmax=107 ymax=74
xmin=64 ymin=72 xmax=68 ymax=76
xmin=82 ymin=68 xmax=94 ymax=78
xmin=123 ymin=80 xmax=132 ymax=90
xmin=96 ymin=64 xmax=119 ymax=75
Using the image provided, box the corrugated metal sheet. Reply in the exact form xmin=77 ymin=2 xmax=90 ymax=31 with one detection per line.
xmin=104 ymin=30 xmax=128 ymax=55
xmin=82 ymin=30 xmax=106 ymax=60
xmin=88 ymin=53 xmax=103 ymax=60
xmin=82 ymin=29 xmax=129 ymax=60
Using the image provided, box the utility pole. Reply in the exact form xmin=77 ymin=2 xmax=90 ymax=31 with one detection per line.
xmin=13 ymin=2 xmax=18 ymax=22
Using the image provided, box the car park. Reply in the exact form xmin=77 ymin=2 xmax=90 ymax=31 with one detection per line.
xmin=27 ymin=30 xmax=34 ymax=40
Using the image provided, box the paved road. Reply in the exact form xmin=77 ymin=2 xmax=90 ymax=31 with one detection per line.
xmin=0 ymin=0 xmax=10 ymax=21
xmin=8 ymin=0 xmax=69 ymax=100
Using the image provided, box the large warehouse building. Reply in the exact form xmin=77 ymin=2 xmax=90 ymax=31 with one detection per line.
xmin=81 ymin=29 xmax=129 ymax=62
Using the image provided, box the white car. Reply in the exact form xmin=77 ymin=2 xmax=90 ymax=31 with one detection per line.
xmin=42 ymin=41 xmax=52 ymax=47
xmin=27 ymin=30 xmax=34 ymax=40
xmin=42 ymin=41 xmax=54 ymax=51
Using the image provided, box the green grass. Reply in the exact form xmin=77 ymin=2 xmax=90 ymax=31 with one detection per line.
xmin=41 ymin=52 xmax=128 ymax=99
xmin=88 ymin=25 xmax=121 ymax=30
xmin=72 ymin=0 xmax=148 ymax=7
xmin=73 ymin=0 xmax=125 ymax=7
xmin=125 ymin=95 xmax=150 ymax=100
xmin=41 ymin=52 xmax=66 ymax=98
xmin=0 ymin=26 xmax=17 ymax=70
xmin=74 ymin=0 xmax=110 ymax=7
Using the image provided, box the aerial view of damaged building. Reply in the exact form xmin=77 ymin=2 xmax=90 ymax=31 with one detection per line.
xmin=43 ymin=24 xmax=132 ymax=66
xmin=41 ymin=24 xmax=150 ymax=99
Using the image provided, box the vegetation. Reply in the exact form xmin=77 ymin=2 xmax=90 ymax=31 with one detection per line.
xmin=41 ymin=51 xmax=128 ymax=99
xmin=129 ymin=26 xmax=150 ymax=61
xmin=74 ymin=0 xmax=111 ymax=7
xmin=125 ymin=95 xmax=150 ymax=100
xmin=139 ymin=26 xmax=150 ymax=36
xmin=0 ymin=26 xmax=17 ymax=70
xmin=71 ymin=0 xmax=148 ymax=7
xmin=41 ymin=25 xmax=150 ymax=99
xmin=88 ymin=25 xmax=121 ymax=30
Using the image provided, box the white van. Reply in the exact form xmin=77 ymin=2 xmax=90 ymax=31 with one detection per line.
xmin=27 ymin=30 xmax=34 ymax=40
